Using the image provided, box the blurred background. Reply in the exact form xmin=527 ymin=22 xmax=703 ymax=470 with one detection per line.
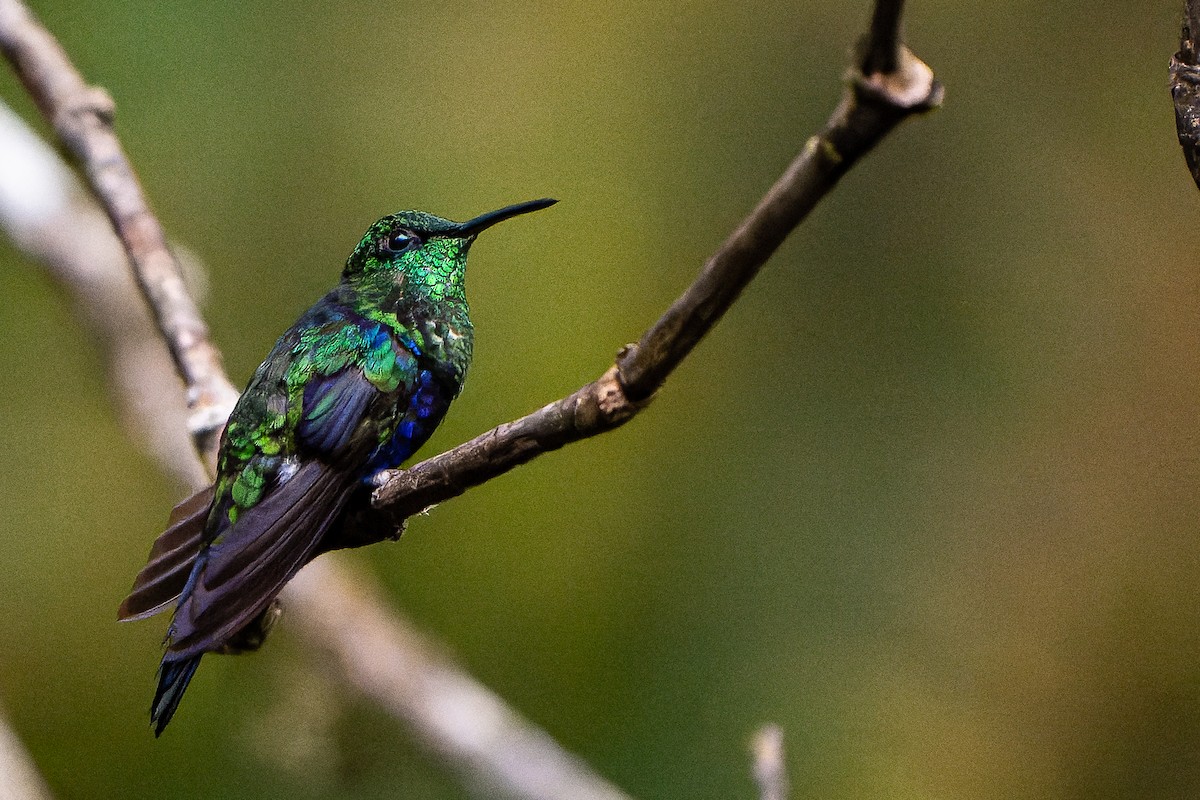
xmin=1 ymin=0 xmax=1197 ymax=797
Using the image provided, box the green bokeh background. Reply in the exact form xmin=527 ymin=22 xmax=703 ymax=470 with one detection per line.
xmin=2 ymin=1 xmax=1197 ymax=797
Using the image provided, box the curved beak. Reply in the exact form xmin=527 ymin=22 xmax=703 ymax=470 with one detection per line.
xmin=456 ymin=198 xmax=557 ymax=237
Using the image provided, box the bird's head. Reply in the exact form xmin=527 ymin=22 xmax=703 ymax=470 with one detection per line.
xmin=343 ymin=198 xmax=556 ymax=304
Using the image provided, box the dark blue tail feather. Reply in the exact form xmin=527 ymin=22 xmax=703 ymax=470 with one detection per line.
xmin=151 ymin=655 xmax=201 ymax=736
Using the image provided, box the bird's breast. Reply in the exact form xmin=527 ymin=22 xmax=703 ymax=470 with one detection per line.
xmin=363 ymin=368 xmax=453 ymax=477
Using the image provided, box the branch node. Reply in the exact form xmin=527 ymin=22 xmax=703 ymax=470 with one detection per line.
xmin=185 ymin=407 xmax=225 ymax=437
xmin=855 ymin=45 xmax=943 ymax=112
xmin=74 ymin=85 xmax=114 ymax=120
xmin=51 ymin=85 xmax=114 ymax=143
xmin=595 ymin=367 xmax=630 ymax=421
xmin=805 ymin=134 xmax=843 ymax=167
xmin=614 ymin=343 xmax=664 ymax=405
xmin=613 ymin=342 xmax=643 ymax=397
xmin=185 ymin=381 xmax=238 ymax=461
xmin=596 ymin=364 xmax=652 ymax=427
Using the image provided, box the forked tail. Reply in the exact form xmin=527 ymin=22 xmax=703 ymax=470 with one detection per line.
xmin=151 ymin=655 xmax=201 ymax=736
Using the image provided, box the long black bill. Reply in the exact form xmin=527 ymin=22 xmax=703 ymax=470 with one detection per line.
xmin=456 ymin=198 xmax=557 ymax=237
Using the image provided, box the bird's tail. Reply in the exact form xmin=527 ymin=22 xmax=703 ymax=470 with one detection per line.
xmin=151 ymin=655 xmax=201 ymax=736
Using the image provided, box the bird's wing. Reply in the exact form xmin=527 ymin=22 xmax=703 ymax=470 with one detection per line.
xmin=117 ymin=486 xmax=213 ymax=621
xmin=163 ymin=322 xmax=415 ymax=658
xmin=296 ymin=367 xmax=379 ymax=454
xmin=165 ymin=458 xmax=356 ymax=658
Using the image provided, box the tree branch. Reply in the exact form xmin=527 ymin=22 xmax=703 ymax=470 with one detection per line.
xmin=1 ymin=0 xmax=940 ymax=796
xmin=1 ymin=0 xmax=943 ymax=562
xmin=372 ymin=9 xmax=942 ymax=529
xmin=1171 ymin=0 xmax=1200 ymax=190
xmin=0 ymin=94 xmax=635 ymax=800
xmin=0 ymin=100 xmax=206 ymax=489
xmin=0 ymin=0 xmax=238 ymax=467
xmin=862 ymin=0 xmax=906 ymax=75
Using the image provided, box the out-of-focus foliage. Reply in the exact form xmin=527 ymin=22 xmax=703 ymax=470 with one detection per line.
xmin=0 ymin=1 xmax=1196 ymax=798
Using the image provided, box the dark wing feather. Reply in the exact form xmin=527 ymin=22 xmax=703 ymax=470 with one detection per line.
xmin=118 ymin=486 xmax=214 ymax=621
xmin=297 ymin=368 xmax=377 ymax=455
xmin=165 ymin=460 xmax=354 ymax=659
xmin=143 ymin=334 xmax=394 ymax=656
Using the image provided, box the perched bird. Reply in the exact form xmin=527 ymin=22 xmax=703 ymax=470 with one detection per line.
xmin=118 ymin=198 xmax=556 ymax=735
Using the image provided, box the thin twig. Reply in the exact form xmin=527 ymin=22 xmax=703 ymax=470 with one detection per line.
xmin=371 ymin=13 xmax=942 ymax=529
xmin=614 ymin=35 xmax=940 ymax=400
xmin=862 ymin=0 xmax=906 ymax=75
xmin=750 ymin=725 xmax=789 ymax=800
xmin=1 ymin=0 xmax=939 ymax=796
xmin=0 ymin=0 xmax=943 ymax=570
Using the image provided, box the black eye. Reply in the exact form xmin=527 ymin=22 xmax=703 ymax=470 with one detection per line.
xmin=384 ymin=231 xmax=421 ymax=253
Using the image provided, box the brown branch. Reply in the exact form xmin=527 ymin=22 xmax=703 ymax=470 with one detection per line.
xmin=1190 ymin=1 xmax=1200 ymax=54
xmin=750 ymin=725 xmax=789 ymax=800
xmin=0 ymin=101 xmax=206 ymax=489
xmin=372 ymin=12 xmax=942 ymax=528
xmin=1 ymin=0 xmax=943 ymax=563
xmin=0 ymin=94 xmax=636 ymax=800
xmin=374 ymin=365 xmax=644 ymax=518
xmin=1 ymin=0 xmax=939 ymax=795
xmin=861 ymin=0 xmax=906 ymax=75
xmin=0 ymin=0 xmax=238 ymax=467
xmin=1172 ymin=0 xmax=1200 ymax=190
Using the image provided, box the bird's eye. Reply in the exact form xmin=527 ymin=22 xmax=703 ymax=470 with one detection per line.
xmin=384 ymin=231 xmax=421 ymax=253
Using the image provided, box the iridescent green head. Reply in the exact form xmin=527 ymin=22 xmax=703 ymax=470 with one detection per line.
xmin=344 ymin=198 xmax=557 ymax=304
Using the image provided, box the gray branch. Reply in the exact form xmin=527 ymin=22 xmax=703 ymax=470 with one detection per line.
xmin=0 ymin=703 xmax=52 ymax=800
xmin=0 ymin=100 xmax=205 ymax=489
xmin=0 ymin=0 xmax=938 ymax=796
xmin=287 ymin=559 xmax=632 ymax=800
xmin=0 ymin=93 xmax=636 ymax=800
xmin=0 ymin=0 xmax=238 ymax=467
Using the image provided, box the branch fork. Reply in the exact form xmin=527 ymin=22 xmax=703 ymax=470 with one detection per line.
xmin=857 ymin=44 xmax=941 ymax=111
xmin=0 ymin=0 xmax=941 ymax=796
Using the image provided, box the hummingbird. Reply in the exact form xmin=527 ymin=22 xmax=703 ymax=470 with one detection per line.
xmin=118 ymin=197 xmax=556 ymax=735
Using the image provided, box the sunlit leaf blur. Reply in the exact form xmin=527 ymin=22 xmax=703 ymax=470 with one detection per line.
xmin=1 ymin=1 xmax=1196 ymax=798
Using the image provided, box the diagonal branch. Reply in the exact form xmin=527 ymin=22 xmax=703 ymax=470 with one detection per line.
xmin=287 ymin=559 xmax=633 ymax=800
xmin=0 ymin=99 xmax=206 ymax=489
xmin=0 ymin=95 xmax=635 ymax=800
xmin=0 ymin=0 xmax=942 ymax=548
xmin=0 ymin=0 xmax=939 ymax=796
xmin=371 ymin=8 xmax=942 ymax=527
xmin=0 ymin=0 xmax=238 ymax=467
